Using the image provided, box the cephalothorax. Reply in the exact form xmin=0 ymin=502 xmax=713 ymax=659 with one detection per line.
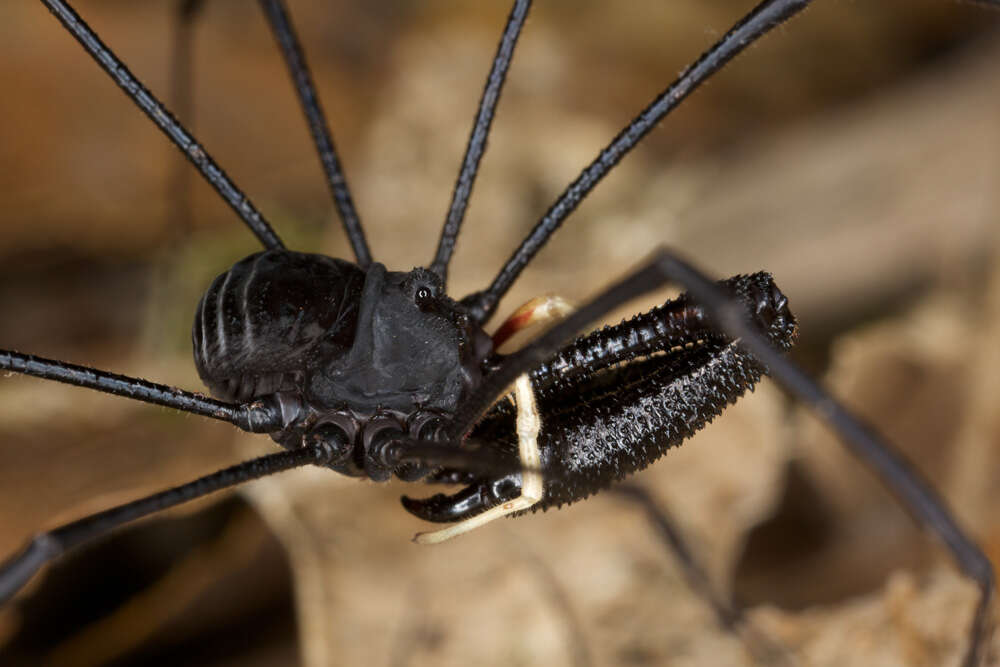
xmin=0 ymin=1 xmax=993 ymax=665
xmin=192 ymin=250 xmax=493 ymax=481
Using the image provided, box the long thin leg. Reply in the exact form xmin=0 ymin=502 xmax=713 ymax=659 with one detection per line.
xmin=654 ymin=253 xmax=994 ymax=667
xmin=449 ymin=252 xmax=673 ymax=437
xmin=0 ymin=350 xmax=284 ymax=433
xmin=614 ymin=484 xmax=796 ymax=667
xmin=461 ymin=0 xmax=814 ymax=324
xmin=0 ymin=441 xmax=338 ymax=604
xmin=615 ymin=485 xmax=743 ymax=630
xmin=429 ymin=0 xmax=533 ymax=284
xmin=452 ymin=248 xmax=993 ymax=667
xmin=414 ymin=374 xmax=543 ymax=544
xmin=257 ymin=0 xmax=372 ymax=267
xmin=39 ymin=0 xmax=284 ymax=250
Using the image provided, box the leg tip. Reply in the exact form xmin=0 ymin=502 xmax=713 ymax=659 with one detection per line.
xmin=412 ymin=530 xmax=446 ymax=546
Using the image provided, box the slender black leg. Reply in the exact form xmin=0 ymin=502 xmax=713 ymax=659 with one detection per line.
xmin=0 ymin=350 xmax=284 ymax=433
xmin=449 ymin=252 xmax=676 ymax=437
xmin=614 ymin=485 xmax=795 ymax=667
xmin=0 ymin=441 xmax=337 ymax=604
xmin=449 ymin=248 xmax=992 ymax=667
xmin=656 ymin=254 xmax=995 ymax=667
xmin=614 ymin=485 xmax=744 ymax=630
xmin=462 ymin=0 xmax=814 ymax=324
xmin=257 ymin=0 xmax=372 ymax=267
xmin=429 ymin=0 xmax=532 ymax=285
xmin=39 ymin=0 xmax=284 ymax=250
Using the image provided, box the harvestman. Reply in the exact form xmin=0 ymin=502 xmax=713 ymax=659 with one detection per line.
xmin=0 ymin=1 xmax=995 ymax=665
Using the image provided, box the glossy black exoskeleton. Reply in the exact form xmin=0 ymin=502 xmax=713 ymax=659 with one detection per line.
xmin=193 ymin=249 xmax=493 ymax=481
xmin=1 ymin=2 xmax=993 ymax=664
xmin=405 ymin=271 xmax=796 ymax=522
xmin=191 ymin=247 xmax=795 ymax=522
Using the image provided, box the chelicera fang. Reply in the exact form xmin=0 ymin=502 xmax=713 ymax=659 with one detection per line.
xmin=0 ymin=1 xmax=995 ymax=665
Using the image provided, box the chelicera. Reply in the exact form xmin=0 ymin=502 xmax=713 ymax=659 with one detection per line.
xmin=0 ymin=1 xmax=994 ymax=665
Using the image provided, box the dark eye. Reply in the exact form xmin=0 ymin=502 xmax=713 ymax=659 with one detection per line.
xmin=415 ymin=286 xmax=434 ymax=309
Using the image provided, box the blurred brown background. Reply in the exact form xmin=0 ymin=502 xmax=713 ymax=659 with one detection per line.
xmin=0 ymin=1 xmax=999 ymax=665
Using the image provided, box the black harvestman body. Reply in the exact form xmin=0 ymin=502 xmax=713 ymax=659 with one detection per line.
xmin=0 ymin=1 xmax=998 ymax=664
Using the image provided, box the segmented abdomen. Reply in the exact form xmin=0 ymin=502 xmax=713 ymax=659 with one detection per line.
xmin=192 ymin=249 xmax=365 ymax=403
